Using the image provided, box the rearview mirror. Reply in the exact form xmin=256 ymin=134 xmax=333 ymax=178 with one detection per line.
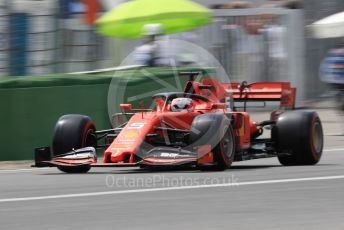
xmin=120 ymin=104 xmax=133 ymax=110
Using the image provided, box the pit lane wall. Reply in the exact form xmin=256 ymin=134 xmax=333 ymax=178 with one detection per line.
xmin=0 ymin=67 xmax=211 ymax=161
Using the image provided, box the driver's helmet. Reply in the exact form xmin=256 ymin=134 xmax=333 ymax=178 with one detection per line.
xmin=171 ymin=98 xmax=193 ymax=112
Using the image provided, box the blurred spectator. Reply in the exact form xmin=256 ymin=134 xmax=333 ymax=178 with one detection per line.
xmin=258 ymin=0 xmax=301 ymax=81
xmin=135 ymin=24 xmax=202 ymax=67
xmin=134 ymin=24 xmax=164 ymax=67
xmin=223 ymin=19 xmax=264 ymax=82
xmin=241 ymin=16 xmax=265 ymax=83
xmin=320 ymin=46 xmax=344 ymax=112
xmin=259 ymin=15 xmax=287 ymax=81
xmin=320 ymin=47 xmax=344 ymax=85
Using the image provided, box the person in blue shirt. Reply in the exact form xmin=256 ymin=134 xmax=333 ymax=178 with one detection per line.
xmin=320 ymin=47 xmax=344 ymax=112
xmin=320 ymin=47 xmax=344 ymax=85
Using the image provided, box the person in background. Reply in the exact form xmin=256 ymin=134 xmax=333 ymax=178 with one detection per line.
xmin=320 ymin=46 xmax=344 ymax=113
xmin=259 ymin=14 xmax=287 ymax=82
xmin=242 ymin=16 xmax=265 ymax=83
xmin=134 ymin=24 xmax=164 ymax=67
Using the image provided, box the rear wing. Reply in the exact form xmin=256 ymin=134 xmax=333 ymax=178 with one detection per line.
xmin=224 ymin=82 xmax=296 ymax=109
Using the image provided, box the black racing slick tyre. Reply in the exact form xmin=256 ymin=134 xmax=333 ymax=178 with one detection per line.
xmin=272 ymin=111 xmax=323 ymax=166
xmin=191 ymin=113 xmax=235 ymax=171
xmin=52 ymin=114 xmax=96 ymax=173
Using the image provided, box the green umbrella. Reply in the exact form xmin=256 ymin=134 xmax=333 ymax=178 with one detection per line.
xmin=96 ymin=0 xmax=212 ymax=38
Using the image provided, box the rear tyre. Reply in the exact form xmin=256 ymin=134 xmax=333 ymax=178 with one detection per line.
xmin=190 ymin=113 xmax=235 ymax=171
xmin=272 ymin=111 xmax=323 ymax=166
xmin=52 ymin=114 xmax=96 ymax=173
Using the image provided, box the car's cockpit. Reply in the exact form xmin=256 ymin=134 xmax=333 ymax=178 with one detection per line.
xmin=152 ymin=92 xmax=210 ymax=112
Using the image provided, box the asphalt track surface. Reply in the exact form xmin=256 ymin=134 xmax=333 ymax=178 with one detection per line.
xmin=0 ymin=109 xmax=343 ymax=230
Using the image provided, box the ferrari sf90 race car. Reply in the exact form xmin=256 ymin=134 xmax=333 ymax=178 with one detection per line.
xmin=34 ymin=72 xmax=324 ymax=173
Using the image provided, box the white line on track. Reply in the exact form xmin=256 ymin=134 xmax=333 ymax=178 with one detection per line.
xmin=323 ymin=148 xmax=344 ymax=152
xmin=1 ymin=175 xmax=344 ymax=203
xmin=325 ymin=133 xmax=344 ymax=136
xmin=0 ymin=167 xmax=54 ymax=173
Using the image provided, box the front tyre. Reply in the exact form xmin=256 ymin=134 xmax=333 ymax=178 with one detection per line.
xmin=52 ymin=114 xmax=96 ymax=173
xmin=212 ymin=124 xmax=236 ymax=170
xmin=191 ymin=113 xmax=235 ymax=171
xmin=273 ymin=111 xmax=323 ymax=166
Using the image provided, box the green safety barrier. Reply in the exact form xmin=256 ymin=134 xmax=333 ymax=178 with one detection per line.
xmin=0 ymin=67 xmax=214 ymax=161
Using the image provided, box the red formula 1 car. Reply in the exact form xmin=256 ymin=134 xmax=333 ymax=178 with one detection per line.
xmin=34 ymin=72 xmax=324 ymax=173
